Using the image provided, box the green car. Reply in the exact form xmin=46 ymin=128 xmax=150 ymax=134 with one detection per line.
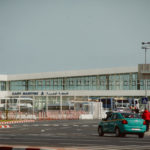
xmin=98 ymin=112 xmax=146 ymax=138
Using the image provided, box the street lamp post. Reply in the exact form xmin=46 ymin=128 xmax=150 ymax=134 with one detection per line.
xmin=142 ymin=42 xmax=150 ymax=64
xmin=141 ymin=42 xmax=150 ymax=108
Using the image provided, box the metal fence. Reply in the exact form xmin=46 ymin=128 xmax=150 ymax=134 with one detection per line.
xmin=0 ymin=110 xmax=88 ymax=120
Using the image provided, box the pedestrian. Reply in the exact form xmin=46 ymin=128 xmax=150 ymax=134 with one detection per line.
xmin=142 ymin=109 xmax=150 ymax=131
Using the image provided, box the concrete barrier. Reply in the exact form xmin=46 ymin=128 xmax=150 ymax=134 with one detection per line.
xmin=79 ymin=114 xmax=93 ymax=120
xmin=0 ymin=125 xmax=10 ymax=128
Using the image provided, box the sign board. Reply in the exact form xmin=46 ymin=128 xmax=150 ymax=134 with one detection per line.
xmin=141 ymin=97 xmax=148 ymax=104
xmin=11 ymin=91 xmax=69 ymax=96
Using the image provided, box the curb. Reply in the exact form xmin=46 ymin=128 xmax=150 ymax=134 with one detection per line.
xmin=0 ymin=120 xmax=35 ymax=124
xmin=0 ymin=125 xmax=11 ymax=128
xmin=0 ymin=147 xmax=41 ymax=150
xmin=0 ymin=145 xmax=83 ymax=150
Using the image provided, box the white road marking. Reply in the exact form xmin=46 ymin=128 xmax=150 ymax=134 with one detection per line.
xmin=22 ymin=124 xmax=29 ymax=126
xmin=73 ymin=125 xmax=79 ymax=126
xmin=82 ymin=125 xmax=89 ymax=127
xmin=33 ymin=124 xmax=39 ymax=126
xmin=92 ymin=125 xmax=98 ymax=127
xmin=121 ymin=141 xmax=150 ymax=144
xmin=53 ymin=124 xmax=59 ymax=126
xmin=43 ymin=124 xmax=49 ymax=126
xmin=63 ymin=125 xmax=68 ymax=126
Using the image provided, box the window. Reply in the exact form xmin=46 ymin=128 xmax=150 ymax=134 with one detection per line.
xmin=97 ymin=79 xmax=100 ymax=85
xmin=69 ymin=80 xmax=74 ymax=86
xmin=37 ymin=80 xmax=42 ymax=86
xmin=122 ymin=113 xmax=141 ymax=119
xmin=92 ymin=80 xmax=96 ymax=85
xmin=111 ymin=114 xmax=118 ymax=120
xmin=29 ymin=81 xmax=35 ymax=86
xmin=77 ymin=80 xmax=81 ymax=86
xmin=115 ymin=81 xmax=120 ymax=86
xmin=140 ymin=81 xmax=144 ymax=86
xmin=106 ymin=115 xmax=112 ymax=121
xmin=124 ymin=81 xmax=128 ymax=86
xmin=21 ymin=81 xmax=26 ymax=86
xmin=109 ymin=81 xmax=113 ymax=86
xmin=54 ymin=80 xmax=58 ymax=86
xmin=132 ymin=81 xmax=136 ymax=86
xmin=100 ymin=81 xmax=105 ymax=86
xmin=84 ymin=80 xmax=89 ymax=86
xmin=45 ymin=80 xmax=50 ymax=86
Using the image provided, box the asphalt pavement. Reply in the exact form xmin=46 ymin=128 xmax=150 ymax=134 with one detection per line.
xmin=0 ymin=120 xmax=150 ymax=150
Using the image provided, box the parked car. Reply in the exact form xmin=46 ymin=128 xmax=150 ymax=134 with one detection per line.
xmin=98 ymin=112 xmax=146 ymax=138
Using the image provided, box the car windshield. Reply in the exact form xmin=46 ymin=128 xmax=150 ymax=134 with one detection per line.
xmin=121 ymin=113 xmax=141 ymax=119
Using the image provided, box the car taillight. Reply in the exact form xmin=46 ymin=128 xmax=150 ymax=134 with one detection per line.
xmin=143 ymin=121 xmax=146 ymax=125
xmin=122 ymin=120 xmax=128 ymax=124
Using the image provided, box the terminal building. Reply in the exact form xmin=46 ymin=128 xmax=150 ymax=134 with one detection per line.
xmin=0 ymin=65 xmax=150 ymax=112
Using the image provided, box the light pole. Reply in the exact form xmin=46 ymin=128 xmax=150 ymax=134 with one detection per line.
xmin=141 ymin=42 xmax=150 ymax=108
xmin=142 ymin=42 xmax=150 ymax=64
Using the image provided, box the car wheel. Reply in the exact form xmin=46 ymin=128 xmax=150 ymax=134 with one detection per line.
xmin=138 ymin=133 xmax=144 ymax=138
xmin=115 ymin=127 xmax=121 ymax=137
xmin=98 ymin=126 xmax=104 ymax=136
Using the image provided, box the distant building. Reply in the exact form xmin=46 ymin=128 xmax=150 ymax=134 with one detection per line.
xmin=0 ymin=66 xmax=150 ymax=110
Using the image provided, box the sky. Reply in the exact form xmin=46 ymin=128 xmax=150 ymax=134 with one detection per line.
xmin=0 ymin=0 xmax=150 ymax=74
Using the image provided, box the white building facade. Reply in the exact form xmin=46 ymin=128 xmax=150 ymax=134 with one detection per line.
xmin=0 ymin=66 xmax=150 ymax=111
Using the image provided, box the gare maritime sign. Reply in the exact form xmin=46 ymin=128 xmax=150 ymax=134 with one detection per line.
xmin=12 ymin=91 xmax=69 ymax=96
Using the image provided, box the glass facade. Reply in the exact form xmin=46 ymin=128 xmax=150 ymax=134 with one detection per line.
xmin=0 ymin=81 xmax=6 ymax=91
xmin=3 ymin=72 xmax=149 ymax=91
xmin=10 ymin=81 xmax=26 ymax=91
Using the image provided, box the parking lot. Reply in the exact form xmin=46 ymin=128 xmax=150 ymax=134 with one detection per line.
xmin=0 ymin=120 xmax=150 ymax=150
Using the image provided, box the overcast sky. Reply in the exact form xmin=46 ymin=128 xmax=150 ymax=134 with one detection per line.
xmin=0 ymin=0 xmax=150 ymax=74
